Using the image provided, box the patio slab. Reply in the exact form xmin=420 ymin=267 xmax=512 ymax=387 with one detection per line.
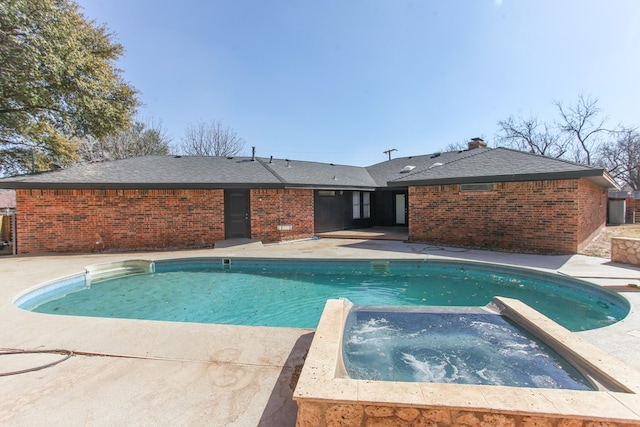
xmin=0 ymin=238 xmax=638 ymax=426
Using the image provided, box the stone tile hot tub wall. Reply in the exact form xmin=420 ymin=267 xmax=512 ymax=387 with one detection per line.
xmin=293 ymin=298 xmax=640 ymax=427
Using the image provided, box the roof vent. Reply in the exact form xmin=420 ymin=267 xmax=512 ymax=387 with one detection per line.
xmin=430 ymin=152 xmax=441 ymax=158
xmin=400 ymin=165 xmax=416 ymax=173
xmin=429 ymin=162 xmax=444 ymax=169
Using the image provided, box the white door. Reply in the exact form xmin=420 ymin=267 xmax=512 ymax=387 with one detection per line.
xmin=395 ymin=194 xmax=406 ymax=225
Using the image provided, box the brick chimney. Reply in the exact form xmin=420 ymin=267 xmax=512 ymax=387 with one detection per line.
xmin=468 ymin=138 xmax=487 ymax=150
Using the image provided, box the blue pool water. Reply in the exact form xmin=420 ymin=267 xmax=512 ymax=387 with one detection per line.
xmin=19 ymin=258 xmax=628 ymax=331
xmin=342 ymin=306 xmax=595 ymax=389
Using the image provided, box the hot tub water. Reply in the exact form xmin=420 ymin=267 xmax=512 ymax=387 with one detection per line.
xmin=342 ymin=306 xmax=594 ymax=390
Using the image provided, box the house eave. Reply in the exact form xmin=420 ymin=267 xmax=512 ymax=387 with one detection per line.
xmin=387 ymin=170 xmax=618 ymax=189
xmin=0 ymin=182 xmax=287 ymax=190
xmin=1 ymin=182 xmax=379 ymax=191
xmin=284 ymin=184 xmax=377 ymax=191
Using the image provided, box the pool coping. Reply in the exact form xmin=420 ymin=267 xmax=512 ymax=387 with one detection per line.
xmin=293 ymin=297 xmax=640 ymax=425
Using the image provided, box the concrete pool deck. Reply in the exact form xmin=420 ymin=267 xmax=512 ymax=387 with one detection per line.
xmin=0 ymin=238 xmax=639 ymax=426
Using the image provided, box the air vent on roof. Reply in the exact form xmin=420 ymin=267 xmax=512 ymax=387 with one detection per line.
xmin=430 ymin=152 xmax=441 ymax=158
xmin=429 ymin=162 xmax=444 ymax=169
xmin=400 ymin=165 xmax=416 ymax=173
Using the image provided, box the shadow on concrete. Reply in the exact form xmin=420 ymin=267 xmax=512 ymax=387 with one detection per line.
xmin=339 ymin=239 xmax=423 ymax=255
xmin=258 ymin=332 xmax=314 ymax=427
xmin=600 ymin=260 xmax=640 ymax=273
xmin=214 ymin=239 xmax=262 ymax=249
xmin=341 ymin=239 xmax=575 ymax=271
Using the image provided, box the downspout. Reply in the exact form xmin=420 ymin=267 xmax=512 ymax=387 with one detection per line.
xmin=11 ymin=210 xmax=16 ymax=255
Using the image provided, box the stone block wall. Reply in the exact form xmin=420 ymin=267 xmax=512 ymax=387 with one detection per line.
xmin=295 ymin=401 xmax=638 ymax=427
xmin=250 ymin=188 xmax=314 ymax=243
xmin=408 ymin=178 xmax=605 ymax=254
xmin=15 ymin=188 xmax=225 ymax=254
xmin=611 ymin=237 xmax=640 ymax=265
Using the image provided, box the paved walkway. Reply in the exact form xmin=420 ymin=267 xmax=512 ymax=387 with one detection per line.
xmin=0 ymin=238 xmax=639 ymax=426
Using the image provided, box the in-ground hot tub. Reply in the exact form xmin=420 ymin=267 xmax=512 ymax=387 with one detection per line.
xmin=342 ymin=305 xmax=595 ymax=390
xmin=293 ymin=297 xmax=640 ymax=426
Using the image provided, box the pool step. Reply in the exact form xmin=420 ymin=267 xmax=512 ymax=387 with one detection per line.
xmin=85 ymin=260 xmax=154 ymax=284
xmin=370 ymin=261 xmax=390 ymax=274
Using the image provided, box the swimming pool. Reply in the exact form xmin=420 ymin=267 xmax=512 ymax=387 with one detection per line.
xmin=16 ymin=258 xmax=629 ymax=331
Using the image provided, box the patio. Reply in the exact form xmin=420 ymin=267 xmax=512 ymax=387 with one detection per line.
xmin=0 ymin=238 xmax=638 ymax=426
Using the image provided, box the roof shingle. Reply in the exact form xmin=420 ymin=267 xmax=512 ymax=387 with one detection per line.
xmin=0 ymin=148 xmax=617 ymax=190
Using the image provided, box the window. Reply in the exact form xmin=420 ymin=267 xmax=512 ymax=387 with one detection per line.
xmin=362 ymin=192 xmax=371 ymax=219
xmin=352 ymin=191 xmax=361 ymax=219
xmin=318 ymin=190 xmax=336 ymax=196
xmin=460 ymin=183 xmax=494 ymax=192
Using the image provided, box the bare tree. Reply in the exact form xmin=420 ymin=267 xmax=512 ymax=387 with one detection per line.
xmin=599 ymin=128 xmax=640 ymax=190
xmin=77 ymin=119 xmax=172 ymax=162
xmin=442 ymin=139 xmax=472 ymax=152
xmin=555 ymin=94 xmax=614 ymax=166
xmin=180 ymin=120 xmax=245 ymax=156
xmin=496 ymin=116 xmax=568 ymax=158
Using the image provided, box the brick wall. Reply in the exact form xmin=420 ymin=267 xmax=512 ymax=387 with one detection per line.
xmin=577 ymin=179 xmax=607 ymax=250
xmin=15 ymin=188 xmax=225 ymax=254
xmin=408 ymin=178 xmax=605 ymax=254
xmin=250 ymin=188 xmax=314 ymax=242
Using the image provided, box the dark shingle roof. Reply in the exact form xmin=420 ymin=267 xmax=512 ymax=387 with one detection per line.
xmin=388 ymin=148 xmax=616 ymax=188
xmin=366 ymin=149 xmax=485 ymax=187
xmin=0 ymin=156 xmax=283 ymax=189
xmin=0 ymin=148 xmax=617 ymax=190
xmin=0 ymin=155 xmax=376 ymax=189
xmin=259 ymin=158 xmax=376 ymax=189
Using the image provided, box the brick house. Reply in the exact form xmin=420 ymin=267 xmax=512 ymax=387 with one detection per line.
xmin=0 ymin=140 xmax=617 ymax=254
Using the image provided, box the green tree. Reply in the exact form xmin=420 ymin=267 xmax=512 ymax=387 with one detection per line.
xmin=0 ymin=0 xmax=139 ymax=176
xmin=77 ymin=119 xmax=172 ymax=162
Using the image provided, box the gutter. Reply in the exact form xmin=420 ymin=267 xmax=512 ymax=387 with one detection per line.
xmin=387 ymin=169 xmax=617 ymax=188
